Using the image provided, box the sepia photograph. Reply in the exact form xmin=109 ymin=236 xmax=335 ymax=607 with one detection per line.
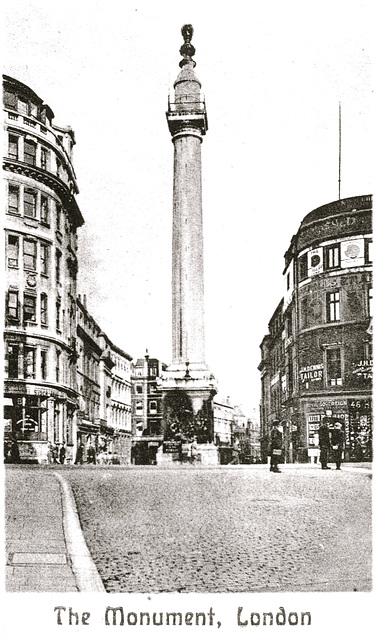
xmin=2 ymin=0 xmax=374 ymax=637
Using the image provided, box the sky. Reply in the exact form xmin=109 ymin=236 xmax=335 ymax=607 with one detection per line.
xmin=2 ymin=0 xmax=374 ymax=416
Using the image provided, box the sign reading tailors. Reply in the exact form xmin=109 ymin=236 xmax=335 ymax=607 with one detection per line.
xmin=300 ymin=363 xmax=323 ymax=384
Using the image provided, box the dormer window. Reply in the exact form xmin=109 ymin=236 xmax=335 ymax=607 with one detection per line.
xmin=18 ymin=98 xmax=28 ymax=115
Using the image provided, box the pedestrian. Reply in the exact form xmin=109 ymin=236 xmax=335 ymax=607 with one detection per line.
xmin=10 ymin=437 xmax=20 ymax=464
xmin=52 ymin=444 xmax=59 ymax=464
xmin=231 ymin=440 xmax=240 ymax=465
xmin=59 ymin=443 xmax=66 ymax=465
xmin=87 ymin=444 xmax=96 ymax=464
xmin=319 ymin=417 xmax=331 ymax=469
xmin=330 ymin=421 xmax=344 ymax=470
xmin=269 ymin=419 xmax=282 ymax=473
xmin=74 ymin=443 xmax=84 ymax=465
xmin=191 ymin=437 xmax=198 ymax=463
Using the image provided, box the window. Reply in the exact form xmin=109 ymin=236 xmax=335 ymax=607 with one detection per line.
xmin=300 ymin=298 xmax=308 ymax=329
xmin=24 ymin=347 xmax=36 ymax=379
xmin=56 ymin=249 xmax=62 ymax=282
xmin=18 ymin=98 xmax=28 ymax=114
xmin=41 ymin=147 xmax=48 ymax=170
xmin=7 ymin=235 xmax=19 ymax=268
xmin=286 ymin=272 xmax=290 ymax=290
xmin=8 ymin=184 xmax=19 ymax=214
xmin=7 ymin=290 xmax=19 ymax=320
xmin=325 ymin=244 xmax=340 ymax=269
xmin=8 ymin=344 xmax=19 ymax=378
xmin=24 ymin=189 xmax=36 ymax=218
xmin=56 ymin=298 xmax=61 ymax=331
xmin=149 ymin=400 xmax=157 ymax=414
xmin=24 ymin=396 xmax=48 ymax=433
xmin=41 ymin=350 xmax=48 ymax=380
xmin=56 ymin=157 xmax=61 ymax=177
xmin=368 ymin=287 xmax=373 ymax=317
xmin=326 ymin=348 xmax=342 ymax=386
xmin=326 ymin=290 xmax=340 ymax=322
xmin=41 ymin=195 xmax=49 ymax=224
xmin=23 ymin=239 xmax=37 ymax=270
xmin=8 ymin=134 xmax=18 ymax=160
xmin=40 ymin=293 xmax=48 ymax=325
xmin=365 ymin=239 xmax=373 ymax=264
xmin=136 ymin=385 xmax=143 ymax=394
xmin=40 ymin=243 xmax=49 ymax=275
xmin=286 ymin=312 xmax=293 ymax=337
xmin=4 ymin=90 xmax=17 ymax=109
xmin=24 ymin=294 xmax=36 ymax=322
xmin=136 ymin=401 xmax=143 ymax=415
xmin=56 ymin=350 xmax=61 ymax=382
xmin=56 ymin=203 xmax=61 ymax=230
xmin=24 ymin=140 xmax=36 ymax=166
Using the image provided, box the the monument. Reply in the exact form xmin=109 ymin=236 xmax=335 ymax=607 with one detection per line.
xmin=158 ymin=25 xmax=218 ymax=465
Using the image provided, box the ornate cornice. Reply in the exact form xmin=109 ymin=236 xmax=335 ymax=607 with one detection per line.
xmin=3 ymin=159 xmax=84 ymax=228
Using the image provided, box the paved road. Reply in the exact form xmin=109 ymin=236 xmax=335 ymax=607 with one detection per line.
xmin=63 ymin=464 xmax=372 ymax=593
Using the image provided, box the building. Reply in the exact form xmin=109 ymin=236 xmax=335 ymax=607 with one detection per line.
xmin=3 ymin=75 xmax=83 ymax=463
xmin=214 ymin=399 xmax=261 ymax=464
xmin=76 ymin=296 xmax=133 ymax=463
xmin=3 ymin=75 xmax=133 ymax=464
xmin=131 ymin=353 xmax=166 ymax=464
xmin=259 ymin=195 xmax=373 ymax=463
xmin=159 ymin=25 xmax=217 ymax=463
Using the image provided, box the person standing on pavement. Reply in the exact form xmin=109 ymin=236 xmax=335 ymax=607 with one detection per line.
xmin=330 ymin=421 xmax=344 ymax=470
xmin=10 ymin=437 xmax=20 ymax=463
xmin=270 ymin=419 xmax=282 ymax=473
xmin=74 ymin=442 xmax=84 ymax=465
xmin=59 ymin=443 xmax=66 ymax=465
xmin=319 ymin=417 xmax=331 ymax=469
xmin=87 ymin=443 xmax=96 ymax=464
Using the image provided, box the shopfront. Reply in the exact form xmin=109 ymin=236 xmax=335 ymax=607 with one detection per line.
xmin=4 ymin=382 xmax=76 ymax=463
xmin=301 ymin=396 xmax=372 ymax=463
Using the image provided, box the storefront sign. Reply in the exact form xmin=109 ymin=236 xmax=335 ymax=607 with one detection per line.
xmin=352 ymin=360 xmax=373 ymax=380
xmin=163 ymin=441 xmax=181 ymax=454
xmin=300 ymin=363 xmax=323 ymax=383
xmin=308 ymin=398 xmax=348 ymax=413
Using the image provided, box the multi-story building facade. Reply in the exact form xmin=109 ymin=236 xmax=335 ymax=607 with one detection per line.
xmin=259 ymin=195 xmax=373 ymax=463
xmin=131 ymin=354 xmax=166 ymax=464
xmin=3 ymin=75 xmax=134 ymax=464
xmin=76 ymin=296 xmax=132 ymax=463
xmin=3 ymin=75 xmax=83 ymax=463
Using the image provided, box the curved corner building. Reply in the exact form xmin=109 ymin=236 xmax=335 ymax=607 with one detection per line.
xmin=3 ymin=75 xmax=84 ymax=463
xmin=259 ymin=195 xmax=373 ymax=463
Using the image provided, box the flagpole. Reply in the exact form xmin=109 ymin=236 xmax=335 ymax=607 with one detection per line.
xmin=338 ymin=102 xmax=341 ymax=200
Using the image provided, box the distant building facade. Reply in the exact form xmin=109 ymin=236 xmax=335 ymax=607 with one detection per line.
xmin=214 ymin=399 xmax=260 ymax=464
xmin=259 ymin=195 xmax=373 ymax=463
xmin=76 ymin=297 xmax=133 ymax=464
xmin=3 ymin=75 xmax=83 ymax=463
xmin=131 ymin=354 xmax=166 ymax=464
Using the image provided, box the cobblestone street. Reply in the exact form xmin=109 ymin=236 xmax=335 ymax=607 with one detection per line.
xmin=63 ymin=464 xmax=371 ymax=593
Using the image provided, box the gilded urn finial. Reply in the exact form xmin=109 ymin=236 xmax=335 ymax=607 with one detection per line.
xmin=179 ymin=24 xmax=196 ymax=67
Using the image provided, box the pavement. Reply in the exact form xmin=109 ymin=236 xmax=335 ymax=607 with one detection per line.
xmin=5 ymin=466 xmax=105 ymax=592
xmin=4 ymin=462 xmax=372 ymax=592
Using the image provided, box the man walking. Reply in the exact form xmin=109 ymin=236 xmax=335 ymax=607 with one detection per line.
xmin=319 ymin=416 xmax=331 ymax=469
xmin=270 ymin=419 xmax=282 ymax=473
